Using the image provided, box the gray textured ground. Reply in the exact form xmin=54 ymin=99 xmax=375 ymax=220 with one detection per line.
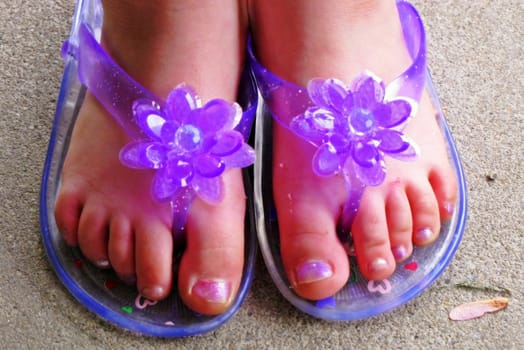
xmin=0 ymin=0 xmax=522 ymax=349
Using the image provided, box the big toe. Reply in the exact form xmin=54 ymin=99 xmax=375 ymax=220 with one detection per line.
xmin=178 ymin=174 xmax=246 ymax=315
xmin=278 ymin=199 xmax=350 ymax=301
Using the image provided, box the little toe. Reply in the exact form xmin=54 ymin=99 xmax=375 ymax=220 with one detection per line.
xmin=429 ymin=167 xmax=459 ymax=222
xmin=352 ymin=191 xmax=396 ymax=281
xmin=407 ymin=180 xmax=441 ymax=247
xmin=54 ymin=187 xmax=83 ymax=246
xmin=134 ymin=218 xmax=173 ymax=301
xmin=386 ymin=182 xmax=413 ymax=262
xmin=108 ymin=214 xmax=136 ymax=285
xmin=77 ymin=204 xmax=110 ymax=268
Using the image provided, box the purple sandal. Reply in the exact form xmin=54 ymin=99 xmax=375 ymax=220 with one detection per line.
xmin=248 ymin=0 xmax=467 ymax=320
xmin=40 ymin=0 xmax=257 ymax=336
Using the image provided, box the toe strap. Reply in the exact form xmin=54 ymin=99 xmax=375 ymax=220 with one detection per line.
xmin=63 ymin=23 xmax=257 ymax=236
xmin=248 ymin=0 xmax=427 ymax=228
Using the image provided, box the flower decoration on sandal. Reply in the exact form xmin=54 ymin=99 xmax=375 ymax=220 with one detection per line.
xmin=120 ymin=84 xmax=255 ymax=204
xmin=290 ymin=72 xmax=419 ymax=187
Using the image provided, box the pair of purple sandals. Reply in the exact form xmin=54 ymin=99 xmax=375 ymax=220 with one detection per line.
xmin=40 ymin=0 xmax=467 ymax=337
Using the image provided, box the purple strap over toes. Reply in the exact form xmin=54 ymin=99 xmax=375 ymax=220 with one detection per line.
xmin=248 ymin=0 xmax=426 ymax=229
xmin=63 ymin=24 xmax=256 ymax=235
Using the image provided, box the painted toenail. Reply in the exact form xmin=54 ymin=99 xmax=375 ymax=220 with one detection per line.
xmin=95 ymin=260 xmax=110 ymax=268
xmin=295 ymin=261 xmax=333 ymax=285
xmin=141 ymin=286 xmax=165 ymax=300
xmin=444 ymin=202 xmax=455 ymax=215
xmin=415 ymin=227 xmax=434 ymax=244
xmin=369 ymin=258 xmax=389 ymax=273
xmin=392 ymin=246 xmax=408 ymax=261
xmin=191 ymin=279 xmax=231 ymax=303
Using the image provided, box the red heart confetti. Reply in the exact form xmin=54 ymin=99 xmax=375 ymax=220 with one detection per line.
xmin=104 ymin=279 xmax=118 ymax=290
xmin=73 ymin=258 xmax=83 ymax=269
xmin=404 ymin=261 xmax=418 ymax=271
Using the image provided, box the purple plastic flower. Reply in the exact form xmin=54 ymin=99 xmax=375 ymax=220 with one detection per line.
xmin=290 ymin=72 xmax=419 ymax=186
xmin=120 ymin=84 xmax=255 ymax=204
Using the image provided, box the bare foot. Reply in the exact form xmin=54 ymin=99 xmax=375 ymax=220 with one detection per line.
xmin=54 ymin=0 xmax=248 ymax=315
xmin=250 ymin=0 xmax=458 ymax=300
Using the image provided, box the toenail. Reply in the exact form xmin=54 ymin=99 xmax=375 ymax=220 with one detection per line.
xmin=295 ymin=261 xmax=333 ymax=285
xmin=191 ymin=279 xmax=231 ymax=304
xmin=444 ymin=202 xmax=455 ymax=216
xmin=392 ymin=246 xmax=408 ymax=261
xmin=141 ymin=286 xmax=165 ymax=300
xmin=415 ymin=227 xmax=434 ymax=244
xmin=95 ymin=260 xmax=110 ymax=268
xmin=369 ymin=258 xmax=389 ymax=273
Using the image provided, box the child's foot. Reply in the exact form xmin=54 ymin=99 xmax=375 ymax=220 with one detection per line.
xmin=54 ymin=0 xmax=248 ymax=315
xmin=250 ymin=0 xmax=458 ymax=300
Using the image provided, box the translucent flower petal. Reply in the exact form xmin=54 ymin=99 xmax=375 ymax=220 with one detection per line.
xmin=196 ymin=99 xmax=242 ymax=134
xmin=133 ymin=99 xmax=166 ymax=140
xmin=119 ymin=141 xmax=167 ymax=169
xmin=376 ymin=129 xmax=411 ymax=153
xmin=376 ymin=98 xmax=413 ymax=128
xmin=308 ymin=78 xmax=348 ymax=113
xmin=312 ymin=143 xmax=342 ymax=176
xmin=194 ymin=154 xmax=226 ymax=178
xmin=151 ymin=168 xmax=180 ymax=202
xmin=384 ymin=135 xmax=419 ymax=161
xmin=165 ymin=157 xmax=194 ymax=187
xmin=166 ymin=84 xmax=200 ymax=124
xmin=350 ymin=142 xmax=386 ymax=186
xmin=192 ymin=175 xmax=223 ymax=205
xmin=353 ymin=74 xmax=385 ymax=110
xmin=290 ymin=111 xmax=329 ymax=145
xmin=210 ymin=130 xmax=244 ymax=157
xmin=223 ymin=143 xmax=256 ymax=169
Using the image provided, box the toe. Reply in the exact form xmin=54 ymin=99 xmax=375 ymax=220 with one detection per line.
xmin=77 ymin=204 xmax=110 ymax=268
xmin=54 ymin=186 xmax=83 ymax=246
xmin=429 ymin=167 xmax=459 ymax=222
xmin=352 ymin=190 xmax=396 ymax=280
xmin=134 ymin=218 xmax=173 ymax=301
xmin=406 ymin=180 xmax=441 ymax=246
xmin=108 ymin=214 xmax=136 ymax=285
xmin=178 ymin=172 xmax=245 ymax=315
xmin=385 ymin=182 xmax=413 ymax=262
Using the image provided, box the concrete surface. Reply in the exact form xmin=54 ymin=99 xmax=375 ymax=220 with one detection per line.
xmin=0 ymin=0 xmax=522 ymax=348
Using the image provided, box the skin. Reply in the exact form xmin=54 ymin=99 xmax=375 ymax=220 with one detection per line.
xmin=54 ymin=0 xmax=458 ymax=314
xmin=248 ymin=0 xmax=458 ymax=299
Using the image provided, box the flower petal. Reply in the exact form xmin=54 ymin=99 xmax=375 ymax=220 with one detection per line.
xmin=376 ymin=129 xmax=411 ymax=153
xmin=119 ymin=141 xmax=167 ymax=169
xmin=379 ymin=132 xmax=419 ymax=161
xmin=133 ymin=99 xmax=166 ymax=140
xmin=194 ymin=154 xmax=226 ymax=178
xmin=290 ymin=110 xmax=330 ymax=145
xmin=192 ymin=175 xmax=224 ymax=205
xmin=165 ymin=157 xmax=194 ymax=187
xmin=308 ymin=78 xmax=348 ymax=113
xmin=151 ymin=168 xmax=180 ymax=202
xmin=449 ymin=298 xmax=509 ymax=321
xmin=210 ymin=130 xmax=244 ymax=157
xmin=353 ymin=73 xmax=385 ymax=110
xmin=223 ymin=143 xmax=256 ymax=169
xmin=166 ymin=84 xmax=200 ymax=124
xmin=350 ymin=142 xmax=386 ymax=186
xmin=312 ymin=143 xmax=342 ymax=176
xmin=196 ymin=99 xmax=242 ymax=134
xmin=376 ymin=98 xmax=413 ymax=128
